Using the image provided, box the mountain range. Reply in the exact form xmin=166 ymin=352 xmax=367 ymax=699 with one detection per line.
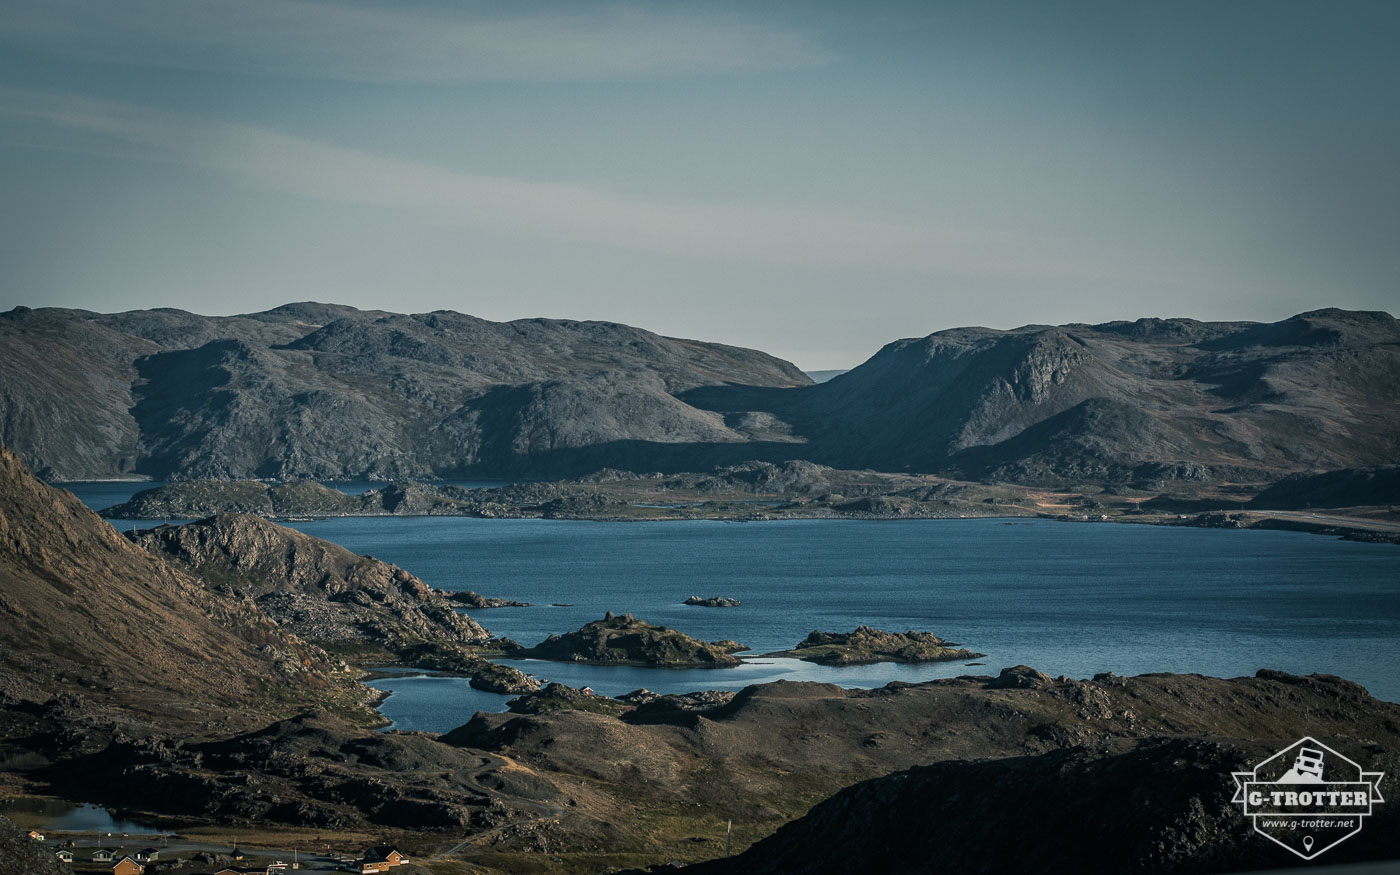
xmin=2 ymin=304 xmax=1396 ymax=487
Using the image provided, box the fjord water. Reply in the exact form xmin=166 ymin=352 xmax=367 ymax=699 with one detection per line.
xmin=66 ymin=483 xmax=1400 ymax=730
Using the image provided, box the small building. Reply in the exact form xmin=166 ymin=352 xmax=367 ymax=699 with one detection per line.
xmin=359 ymin=845 xmax=409 ymax=872
xmin=113 ymin=857 xmax=145 ymax=875
xmin=213 ymin=868 xmax=270 ymax=875
xmin=55 ymin=848 xmax=74 ymax=863
xmin=27 ymin=830 xmax=44 ymax=841
xmin=92 ymin=848 xmax=118 ymax=862
xmin=134 ymin=847 xmax=160 ymax=862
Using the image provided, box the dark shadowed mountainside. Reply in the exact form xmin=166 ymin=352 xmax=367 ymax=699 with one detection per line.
xmin=1250 ymin=466 xmax=1400 ymax=509
xmin=689 ymin=736 xmax=1400 ymax=874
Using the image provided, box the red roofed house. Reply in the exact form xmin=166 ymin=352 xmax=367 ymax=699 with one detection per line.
xmin=359 ymin=845 xmax=408 ymax=872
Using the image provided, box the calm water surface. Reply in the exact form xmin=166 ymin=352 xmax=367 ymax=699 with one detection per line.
xmin=67 ymin=483 xmax=1400 ymax=730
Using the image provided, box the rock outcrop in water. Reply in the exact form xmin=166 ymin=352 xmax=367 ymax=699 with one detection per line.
xmin=765 ymin=626 xmax=984 ymax=665
xmin=517 ymin=612 xmax=747 ymax=667
xmin=504 ymin=683 xmax=630 ymax=716
xmin=684 ymin=595 xmax=741 ymax=607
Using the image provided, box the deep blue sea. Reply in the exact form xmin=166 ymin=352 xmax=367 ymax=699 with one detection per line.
xmin=67 ymin=483 xmax=1400 ymax=731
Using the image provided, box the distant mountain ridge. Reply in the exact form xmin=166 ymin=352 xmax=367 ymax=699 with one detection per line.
xmin=2 ymin=304 xmax=1396 ymax=486
xmin=0 ymin=304 xmax=808 ymax=481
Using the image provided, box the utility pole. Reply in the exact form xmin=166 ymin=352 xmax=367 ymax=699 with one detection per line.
xmin=725 ymin=820 xmax=732 ymax=857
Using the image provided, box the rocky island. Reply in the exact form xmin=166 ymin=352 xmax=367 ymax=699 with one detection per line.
xmin=766 ymin=626 xmax=985 ymax=665
xmin=684 ymin=594 xmax=741 ymax=607
xmin=515 ymin=611 xmax=748 ymax=667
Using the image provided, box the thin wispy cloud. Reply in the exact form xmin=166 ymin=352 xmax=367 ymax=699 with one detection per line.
xmin=0 ymin=0 xmax=832 ymax=82
xmin=0 ymin=87 xmax=1206 ymax=291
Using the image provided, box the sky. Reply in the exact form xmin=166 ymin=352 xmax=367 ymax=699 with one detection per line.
xmin=1 ymin=1 xmax=1397 ymax=368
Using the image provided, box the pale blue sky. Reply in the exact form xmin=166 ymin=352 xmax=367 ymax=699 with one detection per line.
xmin=1 ymin=1 xmax=1396 ymax=367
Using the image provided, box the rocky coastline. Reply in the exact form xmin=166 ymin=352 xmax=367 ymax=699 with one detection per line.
xmin=98 ymin=461 xmax=1400 ymax=545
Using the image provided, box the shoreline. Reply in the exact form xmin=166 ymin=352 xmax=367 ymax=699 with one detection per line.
xmin=100 ymin=506 xmax=1400 ymax=545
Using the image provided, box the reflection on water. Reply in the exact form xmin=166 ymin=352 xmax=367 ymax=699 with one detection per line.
xmin=3 ymin=799 xmax=168 ymax=834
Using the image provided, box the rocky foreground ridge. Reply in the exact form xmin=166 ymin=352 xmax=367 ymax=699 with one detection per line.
xmin=691 ymin=733 xmax=1400 ymax=875
xmin=5 ymin=305 xmax=1398 ymax=488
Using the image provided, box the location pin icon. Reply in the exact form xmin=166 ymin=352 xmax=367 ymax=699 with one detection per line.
xmin=1303 ymin=836 xmax=1315 ymax=853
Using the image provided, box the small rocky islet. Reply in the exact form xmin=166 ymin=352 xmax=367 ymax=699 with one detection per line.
xmin=684 ymin=594 xmax=741 ymax=607
xmin=514 ymin=611 xmax=748 ymax=668
xmin=764 ymin=625 xmax=986 ymax=665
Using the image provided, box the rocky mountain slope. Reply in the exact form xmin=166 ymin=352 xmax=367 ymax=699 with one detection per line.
xmin=730 ymin=307 xmax=1400 ymax=486
xmin=0 ymin=448 xmax=367 ymax=728
xmin=126 ymin=513 xmax=492 ymax=659
xmin=0 ymin=304 xmax=808 ymax=481
xmin=0 ymin=815 xmax=67 ymax=875
xmin=447 ymin=667 xmax=1400 ymax=868
xmin=5 ymin=305 xmax=1397 ymax=487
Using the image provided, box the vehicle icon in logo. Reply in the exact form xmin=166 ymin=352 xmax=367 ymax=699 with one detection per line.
xmin=1232 ymin=737 xmax=1385 ymax=860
